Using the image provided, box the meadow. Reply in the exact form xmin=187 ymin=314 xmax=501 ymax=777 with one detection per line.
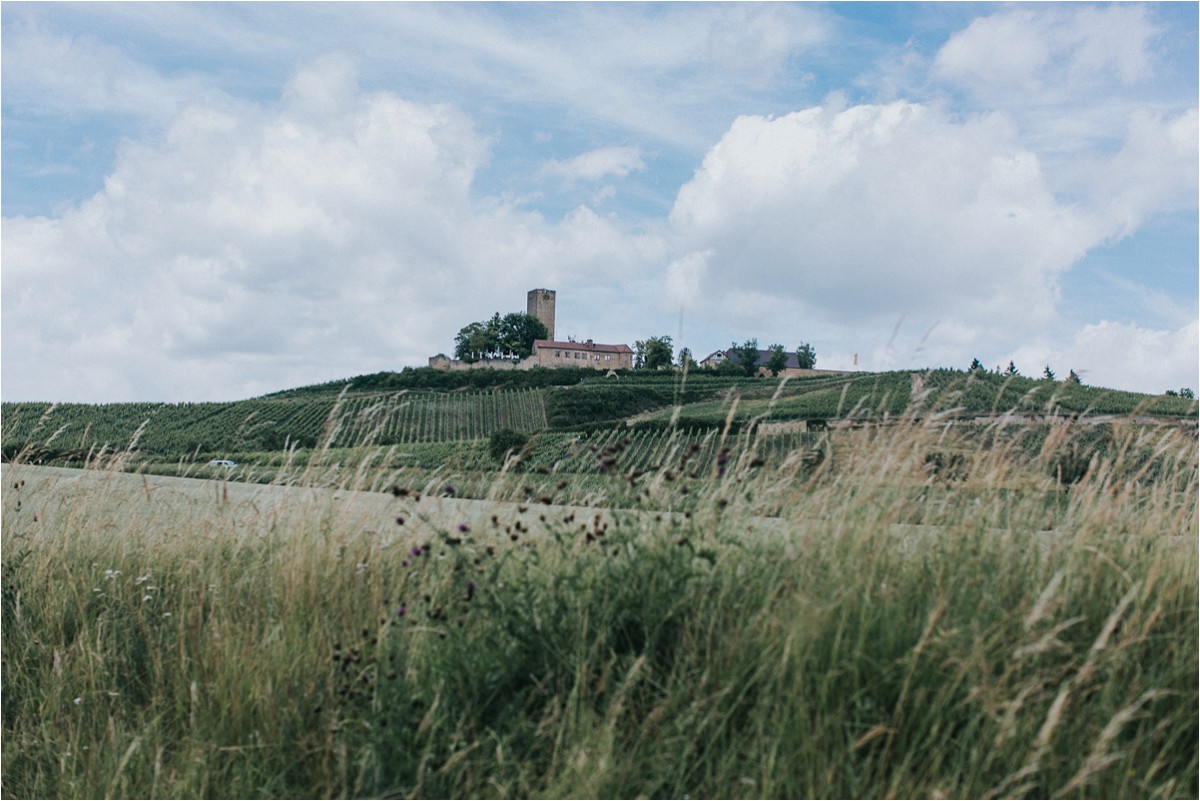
xmin=2 ymin=390 xmax=1196 ymax=798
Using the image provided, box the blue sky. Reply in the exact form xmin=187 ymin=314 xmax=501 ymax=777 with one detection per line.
xmin=3 ymin=2 xmax=1196 ymax=402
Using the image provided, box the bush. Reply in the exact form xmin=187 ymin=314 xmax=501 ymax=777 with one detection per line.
xmin=488 ymin=428 xmax=529 ymax=463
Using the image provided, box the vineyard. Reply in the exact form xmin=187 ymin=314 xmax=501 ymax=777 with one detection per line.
xmin=3 ymin=369 xmax=1195 ymax=467
xmin=1 ymin=388 xmax=548 ymax=459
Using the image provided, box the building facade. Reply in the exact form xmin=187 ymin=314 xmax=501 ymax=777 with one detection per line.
xmin=530 ymin=338 xmax=634 ymax=370
xmin=527 ymin=289 xmax=556 ymax=341
xmin=699 ymin=348 xmax=846 ymax=378
xmin=429 ymin=289 xmax=634 ymax=372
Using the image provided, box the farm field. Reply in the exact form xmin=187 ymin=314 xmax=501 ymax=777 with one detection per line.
xmin=4 ymin=368 xmax=1195 ymax=470
xmin=2 ymin=404 xmax=1196 ymax=799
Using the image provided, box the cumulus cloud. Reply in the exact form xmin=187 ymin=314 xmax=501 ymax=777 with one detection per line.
xmin=1084 ymin=108 xmax=1199 ymax=241
xmin=1010 ymin=319 xmax=1199 ymax=394
xmin=0 ymin=19 xmax=215 ymax=120
xmin=540 ymin=146 xmax=646 ymax=182
xmin=1 ymin=58 xmax=658 ymax=401
xmin=933 ymin=6 xmax=1159 ymax=101
xmin=669 ymin=100 xmax=1097 ymax=333
xmin=662 ymin=96 xmax=1196 ymax=391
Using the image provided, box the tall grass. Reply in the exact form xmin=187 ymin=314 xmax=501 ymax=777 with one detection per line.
xmin=2 ymin=414 xmax=1196 ymax=798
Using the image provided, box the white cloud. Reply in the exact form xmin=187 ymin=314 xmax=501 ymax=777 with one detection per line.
xmin=540 ymin=146 xmax=646 ymax=183
xmin=1010 ymin=319 xmax=1199 ymax=394
xmin=0 ymin=20 xmax=217 ymax=120
xmin=1 ymin=59 xmax=659 ymax=401
xmin=669 ymin=100 xmax=1097 ymax=334
xmin=1085 ymin=108 xmax=1199 ymax=241
xmin=933 ymin=6 xmax=1159 ymax=100
xmin=665 ymin=250 xmax=711 ymax=308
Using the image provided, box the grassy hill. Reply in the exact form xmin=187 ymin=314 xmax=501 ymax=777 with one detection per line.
xmin=3 ymin=368 xmax=1195 ymax=465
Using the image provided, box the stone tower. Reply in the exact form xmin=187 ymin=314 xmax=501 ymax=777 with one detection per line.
xmin=527 ymin=288 xmax=556 ymax=341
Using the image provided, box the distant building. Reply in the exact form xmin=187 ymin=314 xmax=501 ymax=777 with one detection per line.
xmin=700 ymin=348 xmax=846 ymax=378
xmin=429 ymin=289 xmax=632 ymax=372
xmin=530 ymin=339 xmax=634 ymax=370
xmin=527 ymin=289 xmax=556 ymax=341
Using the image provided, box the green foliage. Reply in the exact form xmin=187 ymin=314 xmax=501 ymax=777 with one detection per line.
xmin=733 ymin=339 xmax=760 ymax=377
xmin=677 ymin=347 xmax=696 ymax=371
xmin=766 ymin=344 xmax=788 ymax=376
xmin=544 ymin=384 xmax=720 ymax=429
xmin=454 ymin=312 xmax=548 ymax=362
xmin=635 ymin=335 xmax=674 ymax=371
xmin=488 ymin=428 xmax=529 ymax=463
xmin=3 ymin=419 xmax=1196 ymax=799
xmin=795 ymin=342 xmax=817 ymax=369
xmin=1042 ymin=365 xmax=1056 ymax=381
xmin=262 ymin=366 xmax=606 ymax=397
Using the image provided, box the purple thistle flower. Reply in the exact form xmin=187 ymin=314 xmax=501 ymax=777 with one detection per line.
xmin=443 ymin=483 xmax=456 ymax=495
xmin=396 ymin=606 xmax=406 ymax=617
xmin=395 ymin=516 xmax=405 ymax=526
xmin=466 ymin=581 xmax=476 ymax=601
xmin=457 ymin=523 xmax=470 ymax=533
xmin=402 ymin=560 xmax=410 ymax=567
xmin=410 ymin=546 xmax=423 ymax=557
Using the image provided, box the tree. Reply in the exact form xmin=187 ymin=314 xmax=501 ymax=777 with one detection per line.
xmin=1005 ymin=361 xmax=1019 ymax=377
xmin=1180 ymin=387 xmax=1196 ymax=399
xmin=1042 ymin=365 xmax=1056 ymax=381
xmin=969 ymin=358 xmax=985 ymax=373
xmin=498 ymin=312 xmax=548 ymax=360
xmin=488 ymin=428 xmax=529 ymax=464
xmin=1065 ymin=369 xmax=1081 ymax=385
xmin=795 ymin=342 xmax=817 ymax=370
xmin=766 ymin=344 xmax=788 ymax=376
xmin=454 ymin=321 xmax=494 ymax=363
xmin=733 ymin=339 xmax=760 ymax=377
xmin=635 ymin=335 xmax=674 ymax=370
xmin=455 ymin=311 xmax=546 ymax=362
xmin=677 ymin=347 xmax=696 ymax=372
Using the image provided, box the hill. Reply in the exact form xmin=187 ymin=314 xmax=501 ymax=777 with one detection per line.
xmin=2 ymin=368 xmax=1195 ymax=465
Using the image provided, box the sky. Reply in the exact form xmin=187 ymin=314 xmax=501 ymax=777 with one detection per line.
xmin=2 ymin=1 xmax=1197 ymax=402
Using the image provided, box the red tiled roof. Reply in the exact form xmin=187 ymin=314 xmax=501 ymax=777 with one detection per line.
xmin=534 ymin=339 xmax=633 ymax=354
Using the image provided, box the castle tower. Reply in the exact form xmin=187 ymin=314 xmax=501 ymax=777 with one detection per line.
xmin=527 ymin=288 xmax=556 ymax=341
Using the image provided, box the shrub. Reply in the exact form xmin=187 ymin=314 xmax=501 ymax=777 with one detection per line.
xmin=488 ymin=428 xmax=529 ymax=463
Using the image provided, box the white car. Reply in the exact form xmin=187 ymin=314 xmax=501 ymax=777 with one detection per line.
xmin=208 ymin=459 xmax=237 ymax=467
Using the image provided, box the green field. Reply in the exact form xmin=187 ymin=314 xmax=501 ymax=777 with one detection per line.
xmin=2 ymin=368 xmax=1197 ymax=798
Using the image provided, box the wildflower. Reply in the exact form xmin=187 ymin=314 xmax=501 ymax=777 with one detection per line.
xmin=457 ymin=523 xmax=469 ymax=533
xmin=442 ymin=483 xmax=456 ymax=495
xmin=396 ymin=606 xmax=407 ymax=617
xmin=136 ymin=574 xmax=151 ymax=585
xmin=410 ymin=546 xmax=423 ymax=557
xmin=73 ymin=697 xmax=82 ymax=705
xmin=402 ymin=560 xmax=410 ymax=567
xmin=142 ymin=595 xmax=152 ymax=602
xmin=395 ymin=516 xmax=405 ymax=526
xmin=466 ymin=581 xmax=476 ymax=601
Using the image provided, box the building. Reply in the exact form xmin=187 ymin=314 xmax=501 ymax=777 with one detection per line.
xmin=429 ymin=288 xmax=633 ymax=371
xmin=530 ymin=338 xmax=634 ymax=369
xmin=700 ymin=348 xmax=845 ymax=378
xmin=527 ymin=289 xmax=556 ymax=341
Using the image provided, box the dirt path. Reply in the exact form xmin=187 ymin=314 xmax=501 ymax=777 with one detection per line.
xmin=1 ymin=464 xmax=780 ymax=544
